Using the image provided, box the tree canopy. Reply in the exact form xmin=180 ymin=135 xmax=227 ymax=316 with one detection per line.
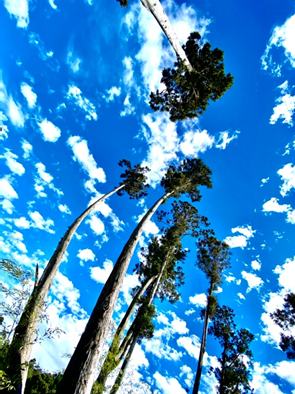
xmin=271 ymin=292 xmax=295 ymax=359
xmin=150 ymin=32 xmax=234 ymax=121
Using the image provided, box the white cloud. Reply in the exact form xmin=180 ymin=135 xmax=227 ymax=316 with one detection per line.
xmin=86 ymin=215 xmax=105 ymax=236
xmin=7 ymin=96 xmax=25 ymax=128
xmin=66 ymin=85 xmax=97 ymax=121
xmin=77 ymin=248 xmax=95 ymax=262
xmin=0 ymin=177 xmax=18 ymax=200
xmin=28 ymin=210 xmax=55 ymax=233
xmin=251 ymin=363 xmax=285 ymax=394
xmin=286 ymin=209 xmax=295 ymax=224
xmin=251 ymin=260 xmax=261 ymax=270
xmin=237 ymin=292 xmax=246 ymax=300
xmin=34 ymin=162 xmax=63 ymax=198
xmin=261 ymin=177 xmax=269 ymax=186
xmin=104 ymin=86 xmax=121 ymax=102
xmin=1 ymin=199 xmax=15 ymax=214
xmin=241 ymin=271 xmax=264 ymax=292
xmin=262 ymin=14 xmax=295 ymax=72
xmin=189 ymin=292 xmax=207 ymax=308
xmin=2 ymin=230 xmax=27 ymax=253
xmin=185 ymin=308 xmax=196 ymax=316
xmin=180 ymin=128 xmax=214 ymax=157
xmin=90 ymin=259 xmax=113 ymax=284
xmin=215 ymin=130 xmax=240 ymax=150
xmin=120 ymin=94 xmax=135 ymax=117
xmin=153 ymin=372 xmax=187 ymax=394
xmin=224 ymin=225 xmax=255 ymax=249
xmin=273 ymin=256 xmax=295 ymax=293
xmin=0 ymin=111 xmax=9 ymax=140
xmin=278 ymin=163 xmax=295 ymax=197
xmin=37 ymin=119 xmax=61 ymax=143
xmin=141 ymin=112 xmax=179 ymax=187
xmin=20 ymin=82 xmax=37 ymax=108
xmin=58 ymin=204 xmax=71 ymax=215
xmin=13 ymin=217 xmax=31 ymax=229
xmin=3 ymin=0 xmax=29 ymax=28
xmin=262 ymin=197 xmax=290 ymax=213
xmin=21 ymin=139 xmax=33 ymax=159
xmin=67 ymin=136 xmax=106 ymax=183
xmin=179 ymin=365 xmax=194 ymax=388
xmin=177 ymin=335 xmax=201 ymax=360
xmin=0 ymin=150 xmax=25 ymax=176
xmin=270 ymin=93 xmax=295 ymax=127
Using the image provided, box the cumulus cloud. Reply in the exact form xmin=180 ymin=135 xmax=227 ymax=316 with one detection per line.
xmin=0 ymin=150 xmax=25 ymax=176
xmin=277 ymin=163 xmax=295 ymax=197
xmin=86 ymin=215 xmax=105 ymax=236
xmin=66 ymin=49 xmax=82 ymax=73
xmin=58 ymin=204 xmax=71 ymax=215
xmin=90 ymin=259 xmax=113 ymax=284
xmin=224 ymin=225 xmax=255 ymax=249
xmin=77 ymin=248 xmax=95 ymax=262
xmin=3 ymin=0 xmax=29 ymax=28
xmin=0 ymin=111 xmax=9 ymax=140
xmin=21 ymin=139 xmax=33 ymax=159
xmin=251 ymin=260 xmax=261 ymax=270
xmin=28 ymin=210 xmax=55 ymax=233
xmin=67 ymin=136 xmax=106 ymax=183
xmin=262 ymin=197 xmax=290 ymax=213
xmin=141 ymin=112 xmax=179 ymax=187
xmin=66 ymin=85 xmax=97 ymax=121
xmin=153 ymin=372 xmax=187 ymax=394
xmin=261 ymin=13 xmax=295 ymax=72
xmin=189 ymin=292 xmax=207 ymax=308
xmin=0 ymin=177 xmax=18 ymax=200
xmin=273 ymin=256 xmax=295 ymax=292
xmin=177 ymin=334 xmax=201 ymax=360
xmin=270 ymin=90 xmax=295 ymax=127
xmin=241 ymin=271 xmax=264 ymax=292
xmin=20 ymin=82 xmax=37 ymax=108
xmin=180 ymin=128 xmax=214 ymax=157
xmin=37 ymin=119 xmax=61 ymax=142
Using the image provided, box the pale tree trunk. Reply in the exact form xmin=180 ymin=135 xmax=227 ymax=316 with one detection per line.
xmin=109 ymin=258 xmax=169 ymax=394
xmin=56 ymin=191 xmax=173 ymax=394
xmin=94 ymin=275 xmax=156 ymax=393
xmin=8 ymin=184 xmax=125 ymax=394
xmin=192 ymin=282 xmax=214 ymax=394
xmin=140 ymin=0 xmax=193 ymax=72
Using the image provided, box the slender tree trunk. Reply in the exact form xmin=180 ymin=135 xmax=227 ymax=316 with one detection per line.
xmin=109 ymin=333 xmax=138 ymax=394
xmin=56 ymin=191 xmax=172 ymax=394
xmin=94 ymin=276 xmax=156 ymax=393
xmin=8 ymin=185 xmax=125 ymax=394
xmin=140 ymin=0 xmax=193 ymax=72
xmin=108 ymin=259 xmax=168 ymax=394
xmin=192 ymin=282 xmax=214 ymax=394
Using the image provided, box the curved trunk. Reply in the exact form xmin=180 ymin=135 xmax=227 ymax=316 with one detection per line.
xmin=56 ymin=191 xmax=172 ymax=394
xmin=94 ymin=275 xmax=156 ymax=393
xmin=140 ymin=0 xmax=193 ymax=72
xmin=192 ymin=282 xmax=214 ymax=394
xmin=8 ymin=184 xmax=125 ymax=394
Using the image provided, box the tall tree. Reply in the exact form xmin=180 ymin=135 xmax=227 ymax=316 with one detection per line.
xmin=192 ymin=234 xmax=231 ymax=394
xmin=56 ymin=158 xmax=212 ymax=394
xmin=270 ymin=292 xmax=295 ymax=359
xmin=94 ymin=200 xmax=205 ymax=393
xmin=208 ymin=305 xmax=254 ymax=394
xmin=6 ymin=160 xmax=150 ymax=394
xmin=150 ymin=32 xmax=234 ymax=121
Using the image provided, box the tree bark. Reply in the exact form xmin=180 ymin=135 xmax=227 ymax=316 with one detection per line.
xmin=140 ymin=0 xmax=193 ymax=72
xmin=8 ymin=184 xmax=125 ymax=394
xmin=56 ymin=191 xmax=172 ymax=394
xmin=94 ymin=275 xmax=156 ymax=393
xmin=192 ymin=282 xmax=214 ymax=394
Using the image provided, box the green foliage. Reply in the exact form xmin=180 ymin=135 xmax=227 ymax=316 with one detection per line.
xmin=24 ymin=359 xmax=63 ymax=394
xmin=150 ymin=31 xmax=234 ymax=121
xmin=116 ymin=0 xmax=128 ymax=6
xmin=160 ymin=158 xmax=212 ymax=202
xmin=196 ymin=232 xmax=231 ymax=289
xmin=270 ymin=292 xmax=295 ymax=359
xmin=208 ymin=305 xmax=254 ymax=394
xmin=117 ymin=159 xmax=150 ymax=199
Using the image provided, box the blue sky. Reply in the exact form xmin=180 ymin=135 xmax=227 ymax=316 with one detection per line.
xmin=1 ymin=0 xmax=295 ymax=393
